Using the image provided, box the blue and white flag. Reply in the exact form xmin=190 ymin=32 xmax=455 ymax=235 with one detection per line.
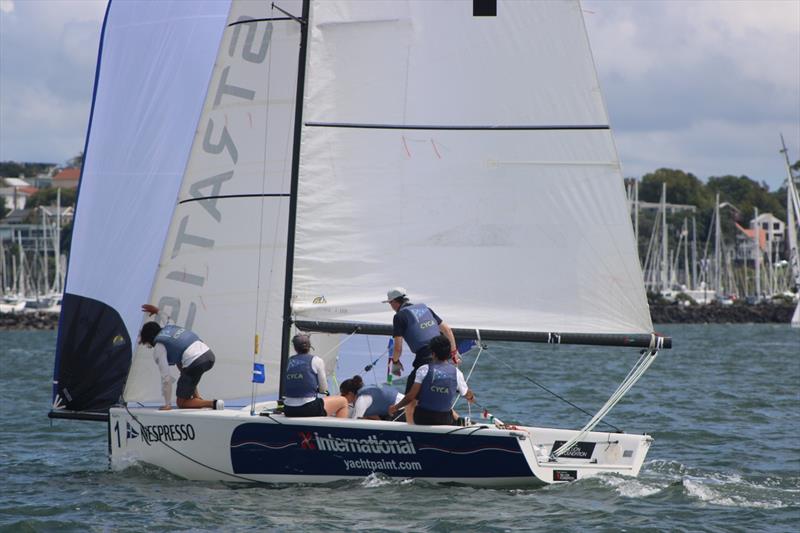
xmin=252 ymin=363 xmax=265 ymax=384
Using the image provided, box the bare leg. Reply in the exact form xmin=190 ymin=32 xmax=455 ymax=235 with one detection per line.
xmin=176 ymin=397 xmax=214 ymax=409
xmin=323 ymin=396 xmax=349 ymax=418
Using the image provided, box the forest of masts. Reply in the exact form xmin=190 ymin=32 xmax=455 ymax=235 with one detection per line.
xmin=628 ymin=144 xmax=800 ymax=304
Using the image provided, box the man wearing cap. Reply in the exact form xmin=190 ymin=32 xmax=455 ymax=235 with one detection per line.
xmin=383 ymin=287 xmax=458 ymax=424
xmin=283 ymin=334 xmax=349 ymax=418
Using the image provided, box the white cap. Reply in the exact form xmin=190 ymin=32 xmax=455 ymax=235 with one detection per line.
xmin=382 ymin=287 xmax=407 ymax=303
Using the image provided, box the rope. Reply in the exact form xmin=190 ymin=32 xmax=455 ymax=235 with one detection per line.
xmin=480 ymin=349 xmax=623 ymax=433
xmin=250 ymin=6 xmax=278 ymax=416
xmin=123 ymin=404 xmax=267 ymax=483
xmin=317 ymin=330 xmax=358 ymax=359
xmin=463 ymin=329 xmax=483 ymax=383
xmin=552 ymin=338 xmax=661 ymax=458
xmin=451 ymin=329 xmax=484 ymax=411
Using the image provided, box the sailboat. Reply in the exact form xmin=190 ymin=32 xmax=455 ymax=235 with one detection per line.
xmin=780 ymin=135 xmax=800 ymax=327
xmin=49 ymin=0 xmax=671 ymax=486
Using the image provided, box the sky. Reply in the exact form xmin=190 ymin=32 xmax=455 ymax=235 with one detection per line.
xmin=0 ymin=0 xmax=798 ymax=190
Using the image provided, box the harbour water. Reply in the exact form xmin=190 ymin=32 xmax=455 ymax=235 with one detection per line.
xmin=1 ymin=324 xmax=798 ymax=531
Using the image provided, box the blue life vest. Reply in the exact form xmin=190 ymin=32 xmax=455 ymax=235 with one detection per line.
xmin=284 ymin=353 xmax=319 ymax=398
xmin=154 ymin=325 xmax=200 ymax=366
xmin=357 ymin=386 xmax=399 ymax=418
xmin=399 ymin=303 xmax=439 ymax=353
xmin=417 ymin=362 xmax=458 ymax=413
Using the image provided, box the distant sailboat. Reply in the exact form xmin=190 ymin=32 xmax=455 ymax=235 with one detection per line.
xmin=49 ymin=0 xmax=670 ymax=485
xmin=780 ymin=135 xmax=800 ymax=327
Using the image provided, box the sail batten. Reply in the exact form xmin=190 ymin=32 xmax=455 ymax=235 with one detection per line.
xmin=304 ymin=122 xmax=611 ymax=131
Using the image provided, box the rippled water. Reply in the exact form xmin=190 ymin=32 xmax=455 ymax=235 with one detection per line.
xmin=1 ymin=325 xmax=798 ymax=531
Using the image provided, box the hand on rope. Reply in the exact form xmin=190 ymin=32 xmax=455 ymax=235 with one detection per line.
xmin=390 ymin=359 xmax=404 ymax=376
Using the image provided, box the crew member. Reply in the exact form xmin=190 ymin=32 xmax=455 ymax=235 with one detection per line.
xmin=339 ymin=375 xmax=404 ymax=420
xmin=139 ymin=304 xmax=223 ymax=411
xmin=384 ymin=287 xmax=458 ymax=423
xmin=388 ymin=335 xmax=474 ymax=425
xmin=283 ymin=334 xmax=348 ymax=418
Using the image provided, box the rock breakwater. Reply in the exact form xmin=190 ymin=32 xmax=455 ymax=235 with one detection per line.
xmin=1 ymin=312 xmax=60 ymax=330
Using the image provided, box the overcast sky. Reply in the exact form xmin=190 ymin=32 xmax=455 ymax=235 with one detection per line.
xmin=0 ymin=0 xmax=798 ymax=190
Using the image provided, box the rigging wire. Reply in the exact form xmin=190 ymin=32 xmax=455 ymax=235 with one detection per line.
xmin=478 ymin=348 xmax=623 ymax=433
xmin=552 ymin=340 xmax=661 ymax=457
xmin=363 ymin=334 xmax=380 ymax=386
xmin=250 ymin=6 xmax=278 ymax=415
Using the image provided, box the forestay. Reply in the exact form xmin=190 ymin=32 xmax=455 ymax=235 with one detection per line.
xmin=124 ymin=0 xmax=303 ymax=403
xmin=291 ymin=0 xmax=653 ymax=336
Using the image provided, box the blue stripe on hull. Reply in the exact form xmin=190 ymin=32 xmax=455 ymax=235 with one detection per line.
xmin=230 ymin=423 xmax=532 ymax=478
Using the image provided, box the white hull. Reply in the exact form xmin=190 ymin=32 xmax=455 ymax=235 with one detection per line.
xmin=109 ymin=405 xmax=652 ymax=487
xmin=0 ymin=301 xmax=26 ymax=313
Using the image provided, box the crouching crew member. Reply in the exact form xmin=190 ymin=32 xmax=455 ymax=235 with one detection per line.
xmin=139 ymin=304 xmax=223 ymax=411
xmin=339 ymin=375 xmax=404 ymax=420
xmin=388 ymin=335 xmax=474 ymax=425
xmin=283 ymin=334 xmax=348 ymax=418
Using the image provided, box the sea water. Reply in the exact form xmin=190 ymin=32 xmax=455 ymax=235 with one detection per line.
xmin=1 ymin=324 xmax=798 ymax=531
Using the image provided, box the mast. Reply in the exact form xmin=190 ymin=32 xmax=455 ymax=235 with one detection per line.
xmin=691 ymin=215 xmax=697 ymax=290
xmin=54 ymin=188 xmax=61 ymax=294
xmin=279 ymin=0 xmax=311 ymax=400
xmin=634 ymin=178 xmax=639 ymax=257
xmin=42 ymin=207 xmax=48 ymax=297
xmin=683 ymin=218 xmax=690 ymax=289
xmin=714 ymin=192 xmax=721 ymax=293
xmin=781 ymin=134 xmax=800 ymax=292
xmin=754 ymin=207 xmax=761 ymax=299
xmin=660 ymin=182 xmax=668 ymax=291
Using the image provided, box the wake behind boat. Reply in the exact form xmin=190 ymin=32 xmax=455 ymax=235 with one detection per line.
xmin=50 ymin=0 xmax=670 ymax=486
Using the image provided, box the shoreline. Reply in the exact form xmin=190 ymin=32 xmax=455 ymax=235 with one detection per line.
xmin=2 ymin=303 xmax=797 ymax=331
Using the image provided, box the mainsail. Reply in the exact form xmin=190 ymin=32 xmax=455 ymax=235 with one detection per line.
xmin=292 ymin=1 xmax=652 ymax=337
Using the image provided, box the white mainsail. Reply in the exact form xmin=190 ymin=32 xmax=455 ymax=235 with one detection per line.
xmin=124 ymin=0 xmax=303 ymax=402
xmin=292 ymin=0 xmax=652 ymax=335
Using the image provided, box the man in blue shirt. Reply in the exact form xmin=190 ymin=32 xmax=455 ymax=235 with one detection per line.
xmin=384 ymin=287 xmax=458 ymax=423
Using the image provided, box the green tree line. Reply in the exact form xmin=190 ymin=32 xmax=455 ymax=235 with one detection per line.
xmin=632 ymin=164 xmax=799 ymax=260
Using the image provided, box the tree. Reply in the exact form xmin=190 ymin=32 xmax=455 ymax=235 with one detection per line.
xmin=707 ymin=175 xmax=786 ymax=224
xmin=24 ymin=187 xmax=77 ymax=211
xmin=0 ymin=196 xmax=7 ymax=220
xmin=638 ymin=168 xmax=714 ymax=210
xmin=0 ymin=161 xmax=56 ymax=178
xmin=60 ymin=220 xmax=74 ymax=256
xmin=66 ymin=152 xmax=84 ymax=169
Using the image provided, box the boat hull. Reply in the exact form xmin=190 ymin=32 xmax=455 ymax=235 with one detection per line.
xmin=109 ymin=406 xmax=652 ymax=487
